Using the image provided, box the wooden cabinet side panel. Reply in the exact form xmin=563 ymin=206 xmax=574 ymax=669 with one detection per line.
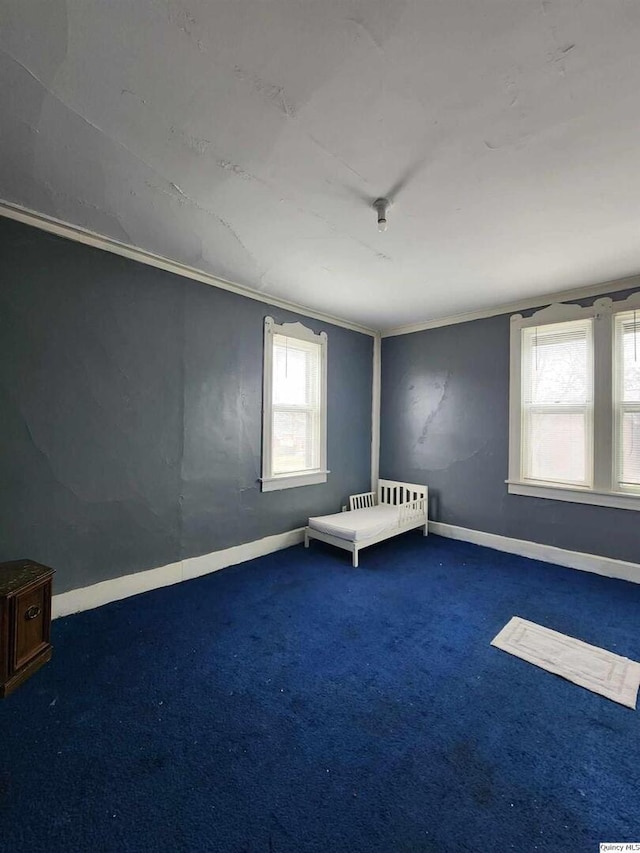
xmin=42 ymin=580 xmax=52 ymax=645
xmin=0 ymin=564 xmax=54 ymax=697
xmin=0 ymin=598 xmax=8 ymax=684
xmin=13 ymin=584 xmax=48 ymax=671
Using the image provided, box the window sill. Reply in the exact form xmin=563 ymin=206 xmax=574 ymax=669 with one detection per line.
xmin=261 ymin=471 xmax=329 ymax=492
xmin=506 ymin=480 xmax=640 ymax=512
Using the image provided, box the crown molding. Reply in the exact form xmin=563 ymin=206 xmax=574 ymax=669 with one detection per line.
xmin=0 ymin=199 xmax=376 ymax=337
xmin=5 ymin=198 xmax=639 ymax=341
xmin=381 ymin=274 xmax=640 ymax=338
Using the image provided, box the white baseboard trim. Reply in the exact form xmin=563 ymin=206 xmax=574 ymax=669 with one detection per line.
xmin=52 ymin=521 xmax=639 ymax=618
xmin=429 ymin=521 xmax=640 ymax=585
xmin=52 ymin=527 xmax=305 ymax=619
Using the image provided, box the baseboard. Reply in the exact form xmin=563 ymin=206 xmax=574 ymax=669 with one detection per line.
xmin=52 ymin=528 xmax=305 ymax=619
xmin=429 ymin=521 xmax=640 ymax=585
xmin=52 ymin=521 xmax=638 ymax=618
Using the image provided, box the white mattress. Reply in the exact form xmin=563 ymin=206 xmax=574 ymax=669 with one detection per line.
xmin=308 ymin=505 xmax=400 ymax=542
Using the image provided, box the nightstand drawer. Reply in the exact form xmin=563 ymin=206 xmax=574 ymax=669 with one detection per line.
xmin=14 ymin=583 xmax=49 ymax=670
xmin=1 ymin=560 xmax=54 ymax=697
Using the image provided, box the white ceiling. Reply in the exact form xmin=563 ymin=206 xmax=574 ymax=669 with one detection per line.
xmin=2 ymin=0 xmax=640 ymax=330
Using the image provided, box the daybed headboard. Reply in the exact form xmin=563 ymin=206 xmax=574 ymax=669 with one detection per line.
xmin=349 ymin=480 xmax=428 ymax=511
xmin=378 ymin=479 xmax=427 ymax=506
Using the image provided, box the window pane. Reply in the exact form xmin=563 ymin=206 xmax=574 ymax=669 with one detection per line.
xmin=523 ymin=322 xmax=591 ymax=405
xmin=621 ymin=412 xmax=640 ymax=486
xmin=620 ymin=317 xmax=640 ymax=403
xmin=526 ymin=411 xmax=587 ymax=483
xmin=273 ymin=335 xmax=319 ymax=407
xmin=615 ymin=312 xmax=640 ymax=490
xmin=521 ymin=319 xmax=592 ymax=485
xmin=272 ymin=410 xmax=318 ymax=474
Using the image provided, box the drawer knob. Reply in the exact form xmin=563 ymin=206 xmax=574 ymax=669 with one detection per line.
xmin=25 ymin=605 xmax=41 ymax=621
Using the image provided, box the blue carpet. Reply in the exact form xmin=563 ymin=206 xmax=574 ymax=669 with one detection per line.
xmin=1 ymin=534 xmax=639 ymax=852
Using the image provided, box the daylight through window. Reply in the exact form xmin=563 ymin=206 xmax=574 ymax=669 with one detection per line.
xmin=261 ymin=317 xmax=328 ymax=491
xmin=508 ymin=295 xmax=640 ymax=511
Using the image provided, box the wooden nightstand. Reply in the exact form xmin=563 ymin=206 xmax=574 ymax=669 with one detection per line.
xmin=0 ymin=560 xmax=55 ymax=698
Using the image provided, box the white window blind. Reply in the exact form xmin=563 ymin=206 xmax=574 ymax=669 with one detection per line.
xmin=614 ymin=310 xmax=640 ymax=490
xmin=271 ymin=333 xmax=322 ymax=476
xmin=521 ymin=318 xmax=593 ymax=486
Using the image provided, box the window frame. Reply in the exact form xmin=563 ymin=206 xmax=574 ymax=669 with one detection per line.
xmin=507 ymin=293 xmax=640 ymax=512
xmin=613 ymin=308 xmax=640 ymax=494
xmin=261 ymin=316 xmax=329 ymax=492
xmin=520 ymin=317 xmax=595 ymax=489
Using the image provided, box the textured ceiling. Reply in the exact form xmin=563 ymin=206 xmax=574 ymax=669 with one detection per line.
xmin=2 ymin=0 xmax=640 ymax=329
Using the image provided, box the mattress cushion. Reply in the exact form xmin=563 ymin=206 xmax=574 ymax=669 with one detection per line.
xmin=308 ymin=505 xmax=399 ymax=542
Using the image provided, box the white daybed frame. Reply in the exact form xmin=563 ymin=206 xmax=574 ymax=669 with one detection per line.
xmin=304 ymin=479 xmax=428 ymax=567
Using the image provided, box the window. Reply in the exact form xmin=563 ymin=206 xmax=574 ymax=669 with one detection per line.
xmin=261 ymin=317 xmax=328 ymax=491
xmin=508 ymin=293 xmax=640 ymax=511
xmin=521 ymin=319 xmax=593 ymax=487
xmin=615 ymin=310 xmax=640 ymax=491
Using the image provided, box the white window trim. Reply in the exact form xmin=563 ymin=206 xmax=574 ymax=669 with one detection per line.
xmin=261 ymin=316 xmax=329 ymax=492
xmin=508 ymin=292 xmax=640 ymax=512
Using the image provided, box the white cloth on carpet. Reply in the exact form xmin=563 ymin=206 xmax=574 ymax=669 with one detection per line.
xmin=491 ymin=616 xmax=640 ymax=709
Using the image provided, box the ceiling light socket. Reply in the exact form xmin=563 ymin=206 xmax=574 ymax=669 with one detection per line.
xmin=374 ymin=198 xmax=390 ymax=232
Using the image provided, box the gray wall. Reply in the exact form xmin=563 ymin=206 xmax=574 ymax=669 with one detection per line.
xmin=0 ymin=217 xmax=373 ymax=593
xmin=380 ymin=290 xmax=640 ymax=565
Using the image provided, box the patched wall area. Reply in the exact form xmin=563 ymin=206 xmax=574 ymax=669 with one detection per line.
xmin=0 ymin=217 xmax=373 ymax=592
xmin=380 ymin=298 xmax=640 ymax=564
